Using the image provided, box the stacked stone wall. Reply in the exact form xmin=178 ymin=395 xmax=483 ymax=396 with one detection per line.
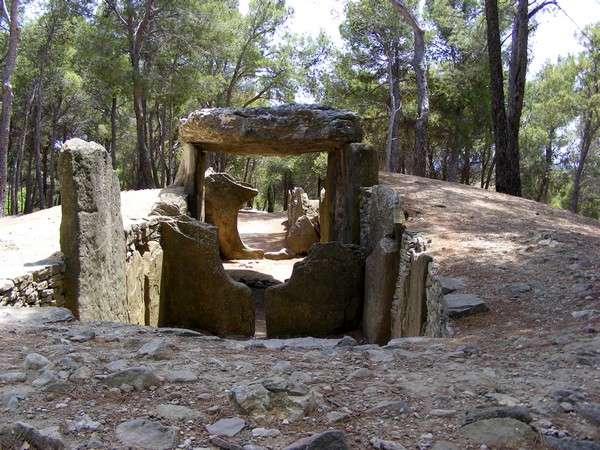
xmin=0 ymin=265 xmax=65 ymax=307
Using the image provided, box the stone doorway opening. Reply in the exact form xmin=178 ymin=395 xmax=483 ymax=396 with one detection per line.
xmin=172 ymin=105 xmax=379 ymax=338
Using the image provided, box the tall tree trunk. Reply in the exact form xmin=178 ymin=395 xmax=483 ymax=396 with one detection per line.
xmin=503 ymin=0 xmax=527 ymax=197
xmin=132 ymin=62 xmax=153 ymax=188
xmin=570 ymin=119 xmax=593 ymax=213
xmin=0 ymin=0 xmax=20 ymax=216
xmin=110 ymin=94 xmax=117 ymax=169
xmin=11 ymin=87 xmax=34 ymax=214
xmin=461 ymin=146 xmax=471 ymax=184
xmin=484 ymin=0 xmax=511 ymax=194
xmin=384 ymin=53 xmax=402 ymax=172
xmin=536 ymin=128 xmax=554 ymax=203
xmin=389 ymin=0 xmax=429 ymax=177
xmin=33 ymin=87 xmax=46 ymax=210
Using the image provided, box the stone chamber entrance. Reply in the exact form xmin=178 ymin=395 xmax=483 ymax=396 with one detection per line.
xmin=172 ymin=105 xmax=379 ymax=338
xmin=58 ymin=104 xmax=448 ymax=344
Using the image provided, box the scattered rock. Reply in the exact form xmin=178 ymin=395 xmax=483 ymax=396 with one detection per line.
xmin=445 ymin=294 xmax=489 ymax=318
xmin=101 ymin=367 xmax=162 ymax=391
xmin=577 ymin=403 xmax=600 ymax=426
xmin=283 ymin=429 xmax=350 ymax=450
xmin=24 ymin=353 xmax=49 ymax=370
xmin=252 ymin=427 xmax=281 ymax=438
xmin=370 ymin=438 xmax=407 ymax=449
xmin=438 ymin=276 xmax=466 ymax=295
xmin=544 ymin=436 xmax=600 ymax=450
xmin=462 ymin=406 xmax=532 ymax=426
xmin=230 ymin=383 xmax=271 ymax=416
xmin=137 ymin=338 xmax=175 ymax=360
xmin=115 ymin=418 xmax=177 ymax=450
xmin=66 ymin=413 xmax=101 ymax=432
xmin=367 ymin=400 xmax=411 ymax=416
xmin=460 ymin=417 xmax=537 ymax=448
xmin=156 ymin=403 xmax=202 ymax=421
xmin=0 ymin=421 xmax=66 ymax=450
xmin=163 ymin=368 xmax=198 ymax=383
xmin=205 ymin=417 xmax=246 ymax=437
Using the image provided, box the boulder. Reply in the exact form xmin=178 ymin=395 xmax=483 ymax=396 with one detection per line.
xmin=205 ymin=171 xmax=264 ymax=260
xmin=178 ymin=105 xmax=363 ymax=155
xmin=58 ymin=138 xmax=127 ymax=322
xmin=363 ymin=237 xmax=399 ymax=344
xmin=287 ymin=215 xmax=319 ymax=255
xmin=445 ymin=293 xmax=489 ymax=318
xmin=159 ymin=219 xmax=254 ymax=337
xmin=287 ymin=187 xmax=317 ymax=232
xmin=265 ymin=243 xmax=366 ymax=337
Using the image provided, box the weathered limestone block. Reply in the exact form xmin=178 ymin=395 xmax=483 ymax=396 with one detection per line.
xmin=59 ymin=139 xmax=127 ymax=322
xmin=159 ymin=220 xmax=254 ymax=337
xmin=149 ymin=187 xmax=188 ymax=217
xmin=390 ymin=232 xmax=448 ymax=338
xmin=362 ymin=237 xmax=399 ymax=345
xmin=321 ymin=144 xmax=379 ymax=244
xmin=125 ymin=250 xmax=145 ymax=326
xmin=287 ymin=215 xmax=319 ymax=255
xmin=287 ymin=187 xmax=318 ymax=232
xmin=205 ymin=171 xmax=264 ymax=260
xmin=360 ymin=185 xmax=403 ymax=255
xmin=265 ymin=243 xmax=366 ymax=337
xmin=425 ymin=265 xmax=448 ymax=337
xmin=143 ymin=241 xmax=163 ymax=327
xmin=178 ymin=105 xmax=363 ymax=155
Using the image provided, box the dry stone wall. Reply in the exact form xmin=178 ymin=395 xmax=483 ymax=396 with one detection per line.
xmin=0 ymin=264 xmax=65 ymax=307
xmin=360 ymin=185 xmax=448 ymax=344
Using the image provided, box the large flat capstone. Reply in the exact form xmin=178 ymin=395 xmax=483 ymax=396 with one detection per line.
xmin=179 ymin=105 xmax=363 ymax=155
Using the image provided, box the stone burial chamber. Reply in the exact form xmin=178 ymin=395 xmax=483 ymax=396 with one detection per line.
xmin=57 ymin=104 xmax=448 ymax=343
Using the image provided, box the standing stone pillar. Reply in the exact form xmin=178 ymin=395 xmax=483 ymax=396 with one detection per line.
xmin=194 ymin=146 xmax=207 ymax=221
xmin=321 ymin=144 xmax=378 ymax=244
xmin=59 ymin=139 xmax=128 ymax=321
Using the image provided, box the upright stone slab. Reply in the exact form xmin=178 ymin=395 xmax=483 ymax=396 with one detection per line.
xmin=360 ymin=185 xmax=403 ymax=255
xmin=159 ymin=219 xmax=254 ymax=337
xmin=363 ymin=237 xmax=399 ymax=345
xmin=59 ymin=139 xmax=127 ymax=322
xmin=390 ymin=232 xmax=448 ymax=338
xmin=321 ymin=144 xmax=379 ymax=244
xmin=265 ymin=242 xmax=366 ymax=337
xmin=204 ymin=171 xmax=264 ymax=260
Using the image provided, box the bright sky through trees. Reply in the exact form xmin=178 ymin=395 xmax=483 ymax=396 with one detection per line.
xmin=239 ymin=0 xmax=600 ymax=76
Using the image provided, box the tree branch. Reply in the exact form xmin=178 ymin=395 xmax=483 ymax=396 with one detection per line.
xmin=0 ymin=0 xmax=10 ymax=26
xmin=528 ymin=0 xmax=557 ymax=19
xmin=388 ymin=0 xmax=423 ymax=33
xmin=105 ymin=0 xmax=127 ymax=27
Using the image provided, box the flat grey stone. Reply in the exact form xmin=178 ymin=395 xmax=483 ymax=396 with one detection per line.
xmin=156 ymin=403 xmax=202 ymax=421
xmin=367 ymin=400 xmax=411 ymax=415
xmin=462 ymin=406 xmax=531 ymax=426
xmin=116 ymin=418 xmax=177 ymax=450
xmin=283 ymin=430 xmax=350 ymax=449
xmin=205 ymin=417 xmax=246 ymax=437
xmin=163 ymin=369 xmax=198 ymax=383
xmin=445 ymin=294 xmax=488 ymax=318
xmin=101 ymin=367 xmax=162 ymax=390
xmin=0 ymin=372 xmax=27 ymax=383
xmin=438 ymin=276 xmax=465 ymax=294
